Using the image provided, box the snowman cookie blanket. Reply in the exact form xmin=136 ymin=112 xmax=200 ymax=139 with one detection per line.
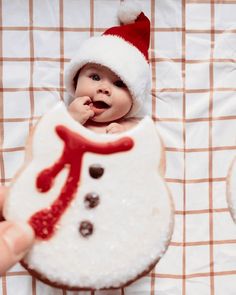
xmin=4 ymin=103 xmax=174 ymax=290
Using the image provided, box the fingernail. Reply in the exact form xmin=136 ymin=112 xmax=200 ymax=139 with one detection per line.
xmin=3 ymin=223 xmax=34 ymax=256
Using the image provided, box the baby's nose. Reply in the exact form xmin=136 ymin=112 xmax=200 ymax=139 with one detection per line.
xmin=97 ymin=83 xmax=111 ymax=96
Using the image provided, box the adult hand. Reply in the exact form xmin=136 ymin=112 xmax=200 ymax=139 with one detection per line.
xmin=0 ymin=186 xmax=35 ymax=275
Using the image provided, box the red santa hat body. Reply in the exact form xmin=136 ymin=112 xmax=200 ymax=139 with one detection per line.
xmin=65 ymin=2 xmax=151 ymax=117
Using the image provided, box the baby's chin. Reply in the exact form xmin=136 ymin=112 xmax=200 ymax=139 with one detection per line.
xmin=91 ymin=111 xmax=130 ymax=124
xmin=90 ymin=112 xmax=116 ymax=122
xmin=90 ymin=117 xmax=114 ymax=125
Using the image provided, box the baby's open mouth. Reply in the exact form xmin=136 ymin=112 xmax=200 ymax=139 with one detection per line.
xmin=92 ymin=101 xmax=110 ymax=109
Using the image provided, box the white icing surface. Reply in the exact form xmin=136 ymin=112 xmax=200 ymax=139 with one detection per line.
xmin=227 ymin=157 xmax=236 ymax=223
xmin=4 ymin=102 xmax=174 ymax=290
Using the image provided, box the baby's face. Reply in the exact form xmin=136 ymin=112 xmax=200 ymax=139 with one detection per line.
xmin=74 ymin=63 xmax=132 ymax=122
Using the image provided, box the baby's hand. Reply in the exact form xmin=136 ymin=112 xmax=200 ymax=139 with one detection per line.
xmin=68 ymin=97 xmax=95 ymax=124
xmin=106 ymin=123 xmax=125 ymax=134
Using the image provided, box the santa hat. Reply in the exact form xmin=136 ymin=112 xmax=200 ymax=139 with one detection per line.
xmin=65 ymin=2 xmax=151 ymax=117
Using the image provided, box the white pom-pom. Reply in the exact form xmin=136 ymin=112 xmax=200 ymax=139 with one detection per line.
xmin=118 ymin=1 xmax=142 ymax=24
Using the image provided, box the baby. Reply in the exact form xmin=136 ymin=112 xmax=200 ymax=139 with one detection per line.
xmin=65 ymin=5 xmax=151 ymax=134
xmin=68 ymin=63 xmax=139 ymax=134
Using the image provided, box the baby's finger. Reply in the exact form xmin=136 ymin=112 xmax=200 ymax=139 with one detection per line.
xmin=88 ymin=109 xmax=95 ymax=118
xmin=80 ymin=96 xmax=92 ymax=105
xmin=106 ymin=125 xmax=114 ymax=133
xmin=106 ymin=123 xmax=123 ymax=134
xmin=107 ymin=127 xmax=117 ymax=134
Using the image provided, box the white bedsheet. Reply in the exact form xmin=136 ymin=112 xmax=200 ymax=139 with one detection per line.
xmin=1 ymin=0 xmax=236 ymax=294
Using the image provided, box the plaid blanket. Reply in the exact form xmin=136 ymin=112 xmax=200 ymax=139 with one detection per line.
xmin=1 ymin=0 xmax=236 ymax=294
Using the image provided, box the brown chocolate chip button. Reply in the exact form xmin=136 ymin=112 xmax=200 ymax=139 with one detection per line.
xmin=79 ymin=221 xmax=93 ymax=237
xmin=89 ymin=164 xmax=104 ymax=179
xmin=84 ymin=192 xmax=100 ymax=209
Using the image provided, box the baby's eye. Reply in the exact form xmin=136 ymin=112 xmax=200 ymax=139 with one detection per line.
xmin=90 ymin=74 xmax=100 ymax=81
xmin=114 ymin=80 xmax=127 ymax=88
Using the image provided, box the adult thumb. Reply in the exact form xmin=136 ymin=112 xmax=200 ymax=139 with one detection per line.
xmin=0 ymin=221 xmax=35 ymax=275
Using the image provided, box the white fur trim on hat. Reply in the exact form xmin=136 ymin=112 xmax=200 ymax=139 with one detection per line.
xmin=118 ymin=1 xmax=142 ymax=24
xmin=65 ymin=35 xmax=151 ymax=117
